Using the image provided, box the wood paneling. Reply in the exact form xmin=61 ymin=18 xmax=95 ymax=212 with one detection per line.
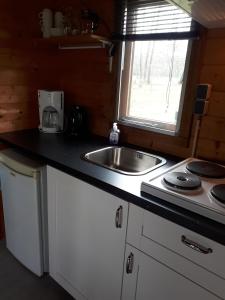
xmin=0 ymin=0 xmax=65 ymax=134
xmin=203 ymin=40 xmax=225 ymax=65
xmin=207 ymin=92 xmax=225 ymax=118
xmin=0 ymin=0 xmax=225 ymax=163
xmin=200 ymin=65 xmax=225 ymax=92
xmin=0 ymin=0 xmax=61 ymax=232
xmin=200 ymin=116 xmax=225 ymax=142
xmin=197 ymin=139 xmax=225 ymax=163
xmin=196 ymin=28 xmax=225 ymax=161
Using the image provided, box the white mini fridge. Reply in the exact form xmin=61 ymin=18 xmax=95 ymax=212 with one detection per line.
xmin=0 ymin=149 xmax=48 ymax=276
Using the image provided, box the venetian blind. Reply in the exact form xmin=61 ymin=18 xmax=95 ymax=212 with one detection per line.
xmin=115 ymin=0 xmax=199 ymax=41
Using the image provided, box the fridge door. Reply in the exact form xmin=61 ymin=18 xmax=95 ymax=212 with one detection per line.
xmin=0 ymin=163 xmax=43 ymax=276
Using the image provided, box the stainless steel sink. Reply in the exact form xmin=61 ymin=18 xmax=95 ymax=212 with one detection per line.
xmin=83 ymin=146 xmax=166 ymax=175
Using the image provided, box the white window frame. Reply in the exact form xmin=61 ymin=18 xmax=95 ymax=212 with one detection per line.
xmin=116 ymin=39 xmax=193 ymax=136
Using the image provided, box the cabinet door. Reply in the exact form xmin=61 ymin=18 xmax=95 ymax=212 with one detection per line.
xmin=122 ymin=245 xmax=220 ymax=300
xmin=47 ymin=166 xmax=128 ymax=300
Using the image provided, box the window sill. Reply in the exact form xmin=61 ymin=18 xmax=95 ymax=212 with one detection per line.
xmin=118 ymin=118 xmax=177 ymax=136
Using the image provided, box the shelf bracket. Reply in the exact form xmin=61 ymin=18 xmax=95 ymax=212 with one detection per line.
xmin=58 ymin=38 xmax=115 ymax=73
xmin=108 ymin=43 xmax=115 ymax=73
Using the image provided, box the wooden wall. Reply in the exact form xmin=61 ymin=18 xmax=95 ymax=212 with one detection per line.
xmin=0 ymin=0 xmax=62 ymax=134
xmin=0 ymin=0 xmax=63 ymax=239
xmin=196 ymin=29 xmax=225 ymax=162
xmin=0 ymin=0 xmax=115 ymax=237
xmin=55 ymin=0 xmax=116 ymax=136
xmin=0 ymin=0 xmax=225 ymax=163
xmin=0 ymin=0 xmax=115 ymax=136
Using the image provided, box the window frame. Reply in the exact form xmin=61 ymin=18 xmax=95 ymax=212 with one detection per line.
xmin=116 ymin=38 xmax=193 ymax=136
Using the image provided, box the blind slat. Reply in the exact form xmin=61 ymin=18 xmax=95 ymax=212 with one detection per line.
xmin=125 ymin=10 xmax=190 ymax=16
xmin=114 ymin=31 xmax=198 ymax=41
xmin=115 ymin=0 xmax=199 ymax=41
xmin=124 ymin=18 xmax=191 ymax=25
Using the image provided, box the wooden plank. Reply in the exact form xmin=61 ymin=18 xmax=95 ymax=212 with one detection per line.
xmin=0 ymin=85 xmax=37 ymax=103
xmin=60 ymin=80 xmax=113 ymax=95
xmin=0 ymin=118 xmax=38 ymax=133
xmin=200 ymin=65 xmax=225 ymax=92
xmin=207 ymin=28 xmax=225 ymax=39
xmin=0 ymin=101 xmax=38 ymax=121
xmin=197 ymin=138 xmax=225 ymax=163
xmin=0 ymin=3 xmax=41 ymax=133
xmin=0 ymin=51 xmax=52 ymax=69
xmin=121 ymin=124 xmax=189 ymax=147
xmin=203 ymin=38 xmax=225 ymax=65
xmin=207 ymin=91 xmax=225 ymax=118
xmin=0 ymin=69 xmax=59 ymax=86
xmin=200 ymin=115 xmax=225 ymax=143
xmin=57 ymin=62 xmax=111 ymax=79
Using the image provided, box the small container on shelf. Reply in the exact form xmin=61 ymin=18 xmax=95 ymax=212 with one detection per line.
xmin=81 ymin=9 xmax=99 ymax=34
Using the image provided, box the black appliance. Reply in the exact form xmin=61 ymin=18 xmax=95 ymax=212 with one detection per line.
xmin=67 ymin=106 xmax=88 ymax=137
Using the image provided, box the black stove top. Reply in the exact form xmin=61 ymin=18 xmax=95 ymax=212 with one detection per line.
xmin=163 ymin=172 xmax=201 ymax=190
xmin=211 ymin=184 xmax=225 ymax=205
xmin=186 ymin=161 xmax=225 ymax=179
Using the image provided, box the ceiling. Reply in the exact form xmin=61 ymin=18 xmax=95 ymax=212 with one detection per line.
xmin=169 ymin=0 xmax=225 ymax=28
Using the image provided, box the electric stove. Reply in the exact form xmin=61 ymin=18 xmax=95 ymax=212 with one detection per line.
xmin=141 ymin=158 xmax=225 ymax=224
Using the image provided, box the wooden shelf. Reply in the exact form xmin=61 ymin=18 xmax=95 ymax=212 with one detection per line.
xmin=34 ymin=34 xmax=112 ymax=50
xmin=0 ymin=34 xmax=112 ymax=50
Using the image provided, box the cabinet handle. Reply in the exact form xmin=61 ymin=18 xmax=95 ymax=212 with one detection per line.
xmin=115 ymin=205 xmax=123 ymax=228
xmin=181 ymin=235 xmax=213 ymax=254
xmin=126 ymin=252 xmax=134 ymax=274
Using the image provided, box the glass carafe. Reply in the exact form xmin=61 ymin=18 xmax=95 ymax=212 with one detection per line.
xmin=42 ymin=106 xmax=59 ymax=130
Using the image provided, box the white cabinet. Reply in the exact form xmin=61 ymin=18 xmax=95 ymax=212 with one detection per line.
xmin=47 ymin=166 xmax=128 ymax=300
xmin=122 ymin=245 xmax=220 ymax=300
xmin=122 ymin=204 xmax=225 ymax=300
xmin=47 ymin=165 xmax=225 ymax=300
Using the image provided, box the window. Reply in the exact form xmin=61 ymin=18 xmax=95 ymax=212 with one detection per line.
xmin=116 ymin=0 xmax=198 ymax=135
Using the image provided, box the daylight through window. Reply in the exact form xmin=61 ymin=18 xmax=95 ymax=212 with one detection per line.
xmin=117 ymin=0 xmax=196 ymax=135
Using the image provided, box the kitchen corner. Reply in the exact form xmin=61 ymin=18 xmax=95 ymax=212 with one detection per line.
xmin=1 ymin=128 xmax=225 ymax=299
xmin=1 ymin=0 xmax=225 ymax=299
xmin=0 ymin=128 xmax=225 ymax=246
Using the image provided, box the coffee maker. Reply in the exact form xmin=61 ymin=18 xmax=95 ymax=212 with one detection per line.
xmin=38 ymin=90 xmax=64 ymax=133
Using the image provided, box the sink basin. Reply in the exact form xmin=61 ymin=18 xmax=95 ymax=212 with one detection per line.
xmin=83 ymin=146 xmax=166 ymax=175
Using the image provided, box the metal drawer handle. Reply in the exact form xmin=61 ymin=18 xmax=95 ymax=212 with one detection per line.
xmin=126 ymin=252 xmax=134 ymax=274
xmin=181 ymin=235 xmax=213 ymax=254
xmin=115 ymin=206 xmax=123 ymax=228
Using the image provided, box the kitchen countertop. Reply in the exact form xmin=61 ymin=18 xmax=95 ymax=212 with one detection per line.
xmin=0 ymin=129 xmax=225 ymax=245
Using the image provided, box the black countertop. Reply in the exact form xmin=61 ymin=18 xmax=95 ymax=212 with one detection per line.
xmin=0 ymin=129 xmax=225 ymax=245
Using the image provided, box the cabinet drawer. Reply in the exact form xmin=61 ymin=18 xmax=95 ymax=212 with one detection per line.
xmin=122 ymin=244 xmax=221 ymax=300
xmin=127 ymin=204 xmax=225 ymax=280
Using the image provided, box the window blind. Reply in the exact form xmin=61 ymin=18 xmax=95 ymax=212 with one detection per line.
xmin=114 ymin=0 xmax=199 ymax=41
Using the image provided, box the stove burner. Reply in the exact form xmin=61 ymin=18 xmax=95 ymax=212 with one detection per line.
xmin=186 ymin=161 xmax=225 ymax=179
xmin=163 ymin=172 xmax=201 ymax=190
xmin=211 ymin=184 xmax=225 ymax=205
